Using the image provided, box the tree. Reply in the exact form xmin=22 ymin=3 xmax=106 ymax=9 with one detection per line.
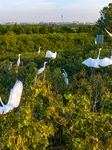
xmin=33 ymin=26 xmax=39 ymax=34
xmin=27 ymin=27 xmax=32 ymax=34
xmin=0 ymin=24 xmax=6 ymax=35
xmin=96 ymin=3 xmax=112 ymax=30
xmin=39 ymin=25 xmax=49 ymax=34
xmin=13 ymin=23 xmax=20 ymax=34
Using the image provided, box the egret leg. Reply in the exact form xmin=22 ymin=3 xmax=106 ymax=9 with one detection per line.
xmin=49 ymin=59 xmax=51 ymax=63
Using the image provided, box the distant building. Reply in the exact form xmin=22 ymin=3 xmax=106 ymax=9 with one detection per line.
xmin=2 ymin=21 xmax=96 ymax=25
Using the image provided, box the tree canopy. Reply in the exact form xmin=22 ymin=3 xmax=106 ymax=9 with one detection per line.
xmin=97 ymin=3 xmax=112 ymax=31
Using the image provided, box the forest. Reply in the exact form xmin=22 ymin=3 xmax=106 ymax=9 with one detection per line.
xmin=0 ymin=3 xmax=112 ymax=150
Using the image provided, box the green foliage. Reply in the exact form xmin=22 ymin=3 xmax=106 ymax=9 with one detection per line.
xmin=96 ymin=3 xmax=112 ymax=43
xmin=97 ymin=3 xmax=112 ymax=30
xmin=0 ymin=26 xmax=112 ymax=149
xmin=78 ymin=25 xmax=99 ymax=34
xmin=0 ymin=32 xmax=95 ymax=54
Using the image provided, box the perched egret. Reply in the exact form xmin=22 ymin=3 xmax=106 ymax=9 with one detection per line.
xmin=95 ymin=39 xmax=97 ymax=44
xmin=82 ymin=48 xmax=102 ymax=68
xmin=8 ymin=63 xmax=12 ymax=70
xmin=62 ymin=69 xmax=68 ymax=77
xmin=105 ymin=28 xmax=112 ymax=37
xmin=37 ymin=62 xmax=47 ymax=75
xmin=45 ymin=50 xmax=57 ymax=59
xmin=0 ymin=80 xmax=23 ymax=114
xmin=38 ymin=47 xmax=41 ymax=53
xmin=17 ymin=54 xmax=21 ymax=66
xmin=62 ymin=69 xmax=69 ymax=85
xmin=82 ymin=48 xmax=112 ymax=68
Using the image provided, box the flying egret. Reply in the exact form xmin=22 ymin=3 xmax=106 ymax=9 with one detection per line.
xmin=62 ymin=69 xmax=69 ymax=85
xmin=0 ymin=80 xmax=23 ymax=114
xmin=17 ymin=54 xmax=21 ymax=66
xmin=105 ymin=28 xmax=112 ymax=37
xmin=38 ymin=47 xmax=41 ymax=53
xmin=37 ymin=62 xmax=47 ymax=75
xmin=45 ymin=50 xmax=57 ymax=59
xmin=82 ymin=48 xmax=102 ymax=68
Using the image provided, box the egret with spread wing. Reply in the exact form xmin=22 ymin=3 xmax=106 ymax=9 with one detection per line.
xmin=82 ymin=48 xmax=102 ymax=68
xmin=82 ymin=48 xmax=112 ymax=68
xmin=0 ymin=80 xmax=23 ymax=114
xmin=45 ymin=50 xmax=57 ymax=59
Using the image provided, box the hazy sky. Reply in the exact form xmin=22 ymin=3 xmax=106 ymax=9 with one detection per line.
xmin=0 ymin=0 xmax=112 ymax=24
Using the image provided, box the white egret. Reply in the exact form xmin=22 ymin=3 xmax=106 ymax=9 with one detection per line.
xmin=62 ymin=69 xmax=69 ymax=85
xmin=62 ymin=69 xmax=68 ymax=77
xmin=37 ymin=62 xmax=47 ymax=75
xmin=0 ymin=80 xmax=23 ymax=114
xmin=17 ymin=54 xmax=21 ymax=66
xmin=105 ymin=28 xmax=112 ymax=37
xmin=45 ymin=50 xmax=57 ymax=59
xmin=38 ymin=47 xmax=41 ymax=53
xmin=95 ymin=39 xmax=97 ymax=44
xmin=82 ymin=48 xmax=102 ymax=68
xmin=82 ymin=48 xmax=112 ymax=68
xmin=8 ymin=63 xmax=12 ymax=70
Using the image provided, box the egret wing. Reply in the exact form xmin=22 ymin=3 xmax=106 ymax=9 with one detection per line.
xmin=7 ymin=80 xmax=23 ymax=108
xmin=0 ymin=106 xmax=4 ymax=114
xmin=99 ymin=57 xmax=112 ymax=67
xmin=105 ymin=28 xmax=112 ymax=37
xmin=51 ymin=52 xmax=57 ymax=59
xmin=45 ymin=51 xmax=52 ymax=58
xmin=82 ymin=58 xmax=99 ymax=68
xmin=3 ymin=104 xmax=14 ymax=114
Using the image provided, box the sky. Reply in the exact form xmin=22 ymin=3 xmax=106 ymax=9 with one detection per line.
xmin=0 ymin=0 xmax=112 ymax=24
